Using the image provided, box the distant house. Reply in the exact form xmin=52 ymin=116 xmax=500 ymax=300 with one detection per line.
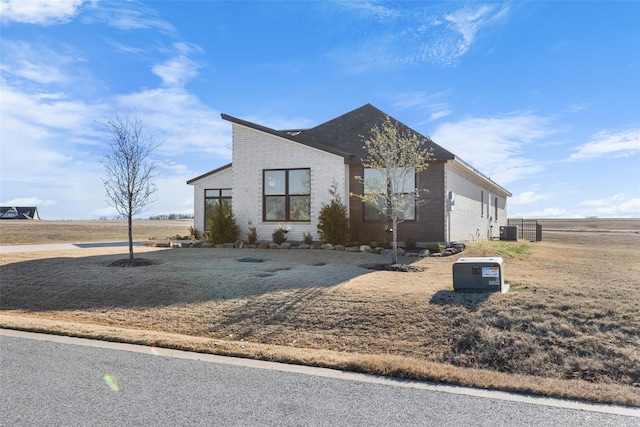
xmin=0 ymin=206 xmax=41 ymax=220
xmin=188 ymin=104 xmax=511 ymax=244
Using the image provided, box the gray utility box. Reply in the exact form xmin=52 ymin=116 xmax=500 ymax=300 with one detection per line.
xmin=452 ymin=257 xmax=508 ymax=293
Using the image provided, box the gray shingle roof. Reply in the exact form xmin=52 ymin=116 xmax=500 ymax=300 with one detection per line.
xmin=222 ymin=103 xmax=455 ymax=164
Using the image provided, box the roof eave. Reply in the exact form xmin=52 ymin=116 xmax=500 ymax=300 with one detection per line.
xmin=186 ymin=163 xmax=232 ymax=185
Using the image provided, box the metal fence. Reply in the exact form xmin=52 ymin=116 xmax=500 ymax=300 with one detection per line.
xmin=507 ymin=218 xmax=542 ymax=242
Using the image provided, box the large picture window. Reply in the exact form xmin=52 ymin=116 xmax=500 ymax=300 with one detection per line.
xmin=205 ymin=189 xmax=232 ymax=231
xmin=263 ymin=169 xmax=310 ymax=222
xmin=363 ymin=168 xmax=416 ymax=221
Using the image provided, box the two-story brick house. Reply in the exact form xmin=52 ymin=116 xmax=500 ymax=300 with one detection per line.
xmin=187 ymin=104 xmax=511 ymax=245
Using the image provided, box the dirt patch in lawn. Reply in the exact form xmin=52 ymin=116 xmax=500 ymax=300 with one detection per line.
xmin=1 ymin=220 xmax=639 ymax=407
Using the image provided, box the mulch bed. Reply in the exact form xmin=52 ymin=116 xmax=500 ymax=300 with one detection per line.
xmin=107 ymin=258 xmax=157 ymax=267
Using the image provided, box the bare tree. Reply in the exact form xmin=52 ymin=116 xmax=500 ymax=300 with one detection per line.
xmin=354 ymin=115 xmax=433 ymax=264
xmin=101 ymin=113 xmax=159 ymax=263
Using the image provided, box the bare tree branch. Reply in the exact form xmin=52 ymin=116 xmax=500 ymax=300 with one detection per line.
xmin=100 ymin=113 xmax=159 ymax=262
xmin=353 ymin=115 xmax=433 ymax=264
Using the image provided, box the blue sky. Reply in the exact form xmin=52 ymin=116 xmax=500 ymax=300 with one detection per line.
xmin=1 ymin=0 xmax=639 ymax=220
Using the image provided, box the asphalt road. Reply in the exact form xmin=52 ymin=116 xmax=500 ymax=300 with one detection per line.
xmin=1 ymin=330 xmax=637 ymax=426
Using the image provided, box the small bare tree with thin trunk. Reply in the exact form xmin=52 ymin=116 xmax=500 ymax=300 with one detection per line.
xmin=354 ymin=115 xmax=433 ymax=265
xmin=101 ymin=113 xmax=158 ymax=263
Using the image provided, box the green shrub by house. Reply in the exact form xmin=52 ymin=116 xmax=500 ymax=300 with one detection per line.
xmin=404 ymin=236 xmax=417 ymax=250
xmin=317 ymin=183 xmax=350 ymax=245
xmin=246 ymin=221 xmax=258 ymax=244
xmin=205 ymin=202 xmax=240 ymax=244
xmin=272 ymin=226 xmax=288 ymax=245
xmin=303 ymin=232 xmax=314 ymax=245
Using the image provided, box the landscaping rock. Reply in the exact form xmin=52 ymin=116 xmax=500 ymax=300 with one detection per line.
xmin=360 ymin=245 xmax=373 ymax=253
xmin=280 ymin=242 xmax=292 ymax=249
xmin=238 ymin=256 xmax=263 ymax=263
xmin=321 ymin=243 xmax=334 ymax=250
xmin=268 ymin=243 xmax=280 ymax=249
xmin=200 ymin=241 xmax=215 ymax=248
xmin=171 ymin=240 xmax=192 ymax=248
xmin=418 ymin=249 xmax=430 ymax=258
xmin=297 ymin=243 xmax=310 ymax=250
xmin=257 ymin=242 xmax=269 ymax=249
xmin=234 ymin=240 xmax=244 ymax=249
xmin=334 ymin=245 xmax=346 ymax=251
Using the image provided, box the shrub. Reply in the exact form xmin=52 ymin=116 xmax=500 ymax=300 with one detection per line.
xmin=272 ymin=226 xmax=288 ymax=245
xmin=317 ymin=182 xmax=350 ymax=245
xmin=376 ymin=233 xmax=390 ymax=249
xmin=246 ymin=222 xmax=258 ymax=244
xmin=425 ymin=243 xmax=445 ymax=253
xmin=356 ymin=232 xmax=371 ymax=246
xmin=188 ymin=226 xmax=201 ymax=241
xmin=404 ymin=236 xmax=417 ymax=250
xmin=205 ymin=202 xmax=240 ymax=244
xmin=303 ymin=232 xmax=313 ymax=245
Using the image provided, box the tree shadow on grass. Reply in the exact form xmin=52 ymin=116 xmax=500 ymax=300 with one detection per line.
xmin=429 ymin=290 xmax=492 ymax=312
xmin=0 ymin=248 xmax=383 ymax=312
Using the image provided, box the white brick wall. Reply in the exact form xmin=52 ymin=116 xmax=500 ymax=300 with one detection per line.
xmin=444 ymin=161 xmax=508 ymax=242
xmin=231 ymin=123 xmax=346 ymax=242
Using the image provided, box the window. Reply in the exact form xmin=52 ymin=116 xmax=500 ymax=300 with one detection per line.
xmin=495 ymin=197 xmax=498 ymax=221
xmin=263 ymin=169 xmax=310 ymax=221
xmin=363 ymin=168 xmax=416 ymax=221
xmin=205 ymin=189 xmax=232 ymax=231
xmin=481 ymin=191 xmax=484 ymax=217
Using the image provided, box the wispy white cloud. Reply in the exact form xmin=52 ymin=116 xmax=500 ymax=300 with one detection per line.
xmin=512 ymin=207 xmax=570 ymax=219
xmin=113 ymin=88 xmax=230 ymax=158
xmin=431 ymin=112 xmax=556 ymax=185
xmin=88 ymin=1 xmax=175 ymax=34
xmin=0 ymin=197 xmax=56 ymax=207
xmin=569 ymin=128 xmax=640 ymax=160
xmin=0 ymin=80 xmax=229 ymax=219
xmin=332 ymin=2 xmax=509 ymax=72
xmin=338 ymin=1 xmax=400 ymax=23
xmin=392 ymin=91 xmax=452 ymax=124
xmin=0 ymin=40 xmax=83 ymax=86
xmin=151 ymin=43 xmax=204 ymax=87
xmin=152 ymin=56 xmax=201 ymax=87
xmin=442 ymin=4 xmax=509 ymax=62
xmin=564 ymin=103 xmax=589 ymax=113
xmin=578 ymin=193 xmax=640 ymax=217
xmin=510 ymin=191 xmax=550 ymax=206
xmin=0 ymin=0 xmax=91 ymax=26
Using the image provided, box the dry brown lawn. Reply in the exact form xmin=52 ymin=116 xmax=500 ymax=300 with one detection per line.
xmin=0 ymin=219 xmax=192 ymax=245
xmin=1 ymin=219 xmax=639 ymax=407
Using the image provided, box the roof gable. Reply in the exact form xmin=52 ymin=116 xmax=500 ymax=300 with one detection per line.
xmin=222 ymin=104 xmax=455 ymax=164
xmin=293 ymin=103 xmax=455 ymax=163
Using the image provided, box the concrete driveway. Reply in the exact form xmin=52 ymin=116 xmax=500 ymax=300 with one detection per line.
xmin=0 ymin=241 xmax=141 ymax=254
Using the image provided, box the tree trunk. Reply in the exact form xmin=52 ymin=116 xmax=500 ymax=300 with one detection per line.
xmin=128 ymin=212 xmax=133 ymax=261
xmin=392 ymin=218 xmax=398 ymax=265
